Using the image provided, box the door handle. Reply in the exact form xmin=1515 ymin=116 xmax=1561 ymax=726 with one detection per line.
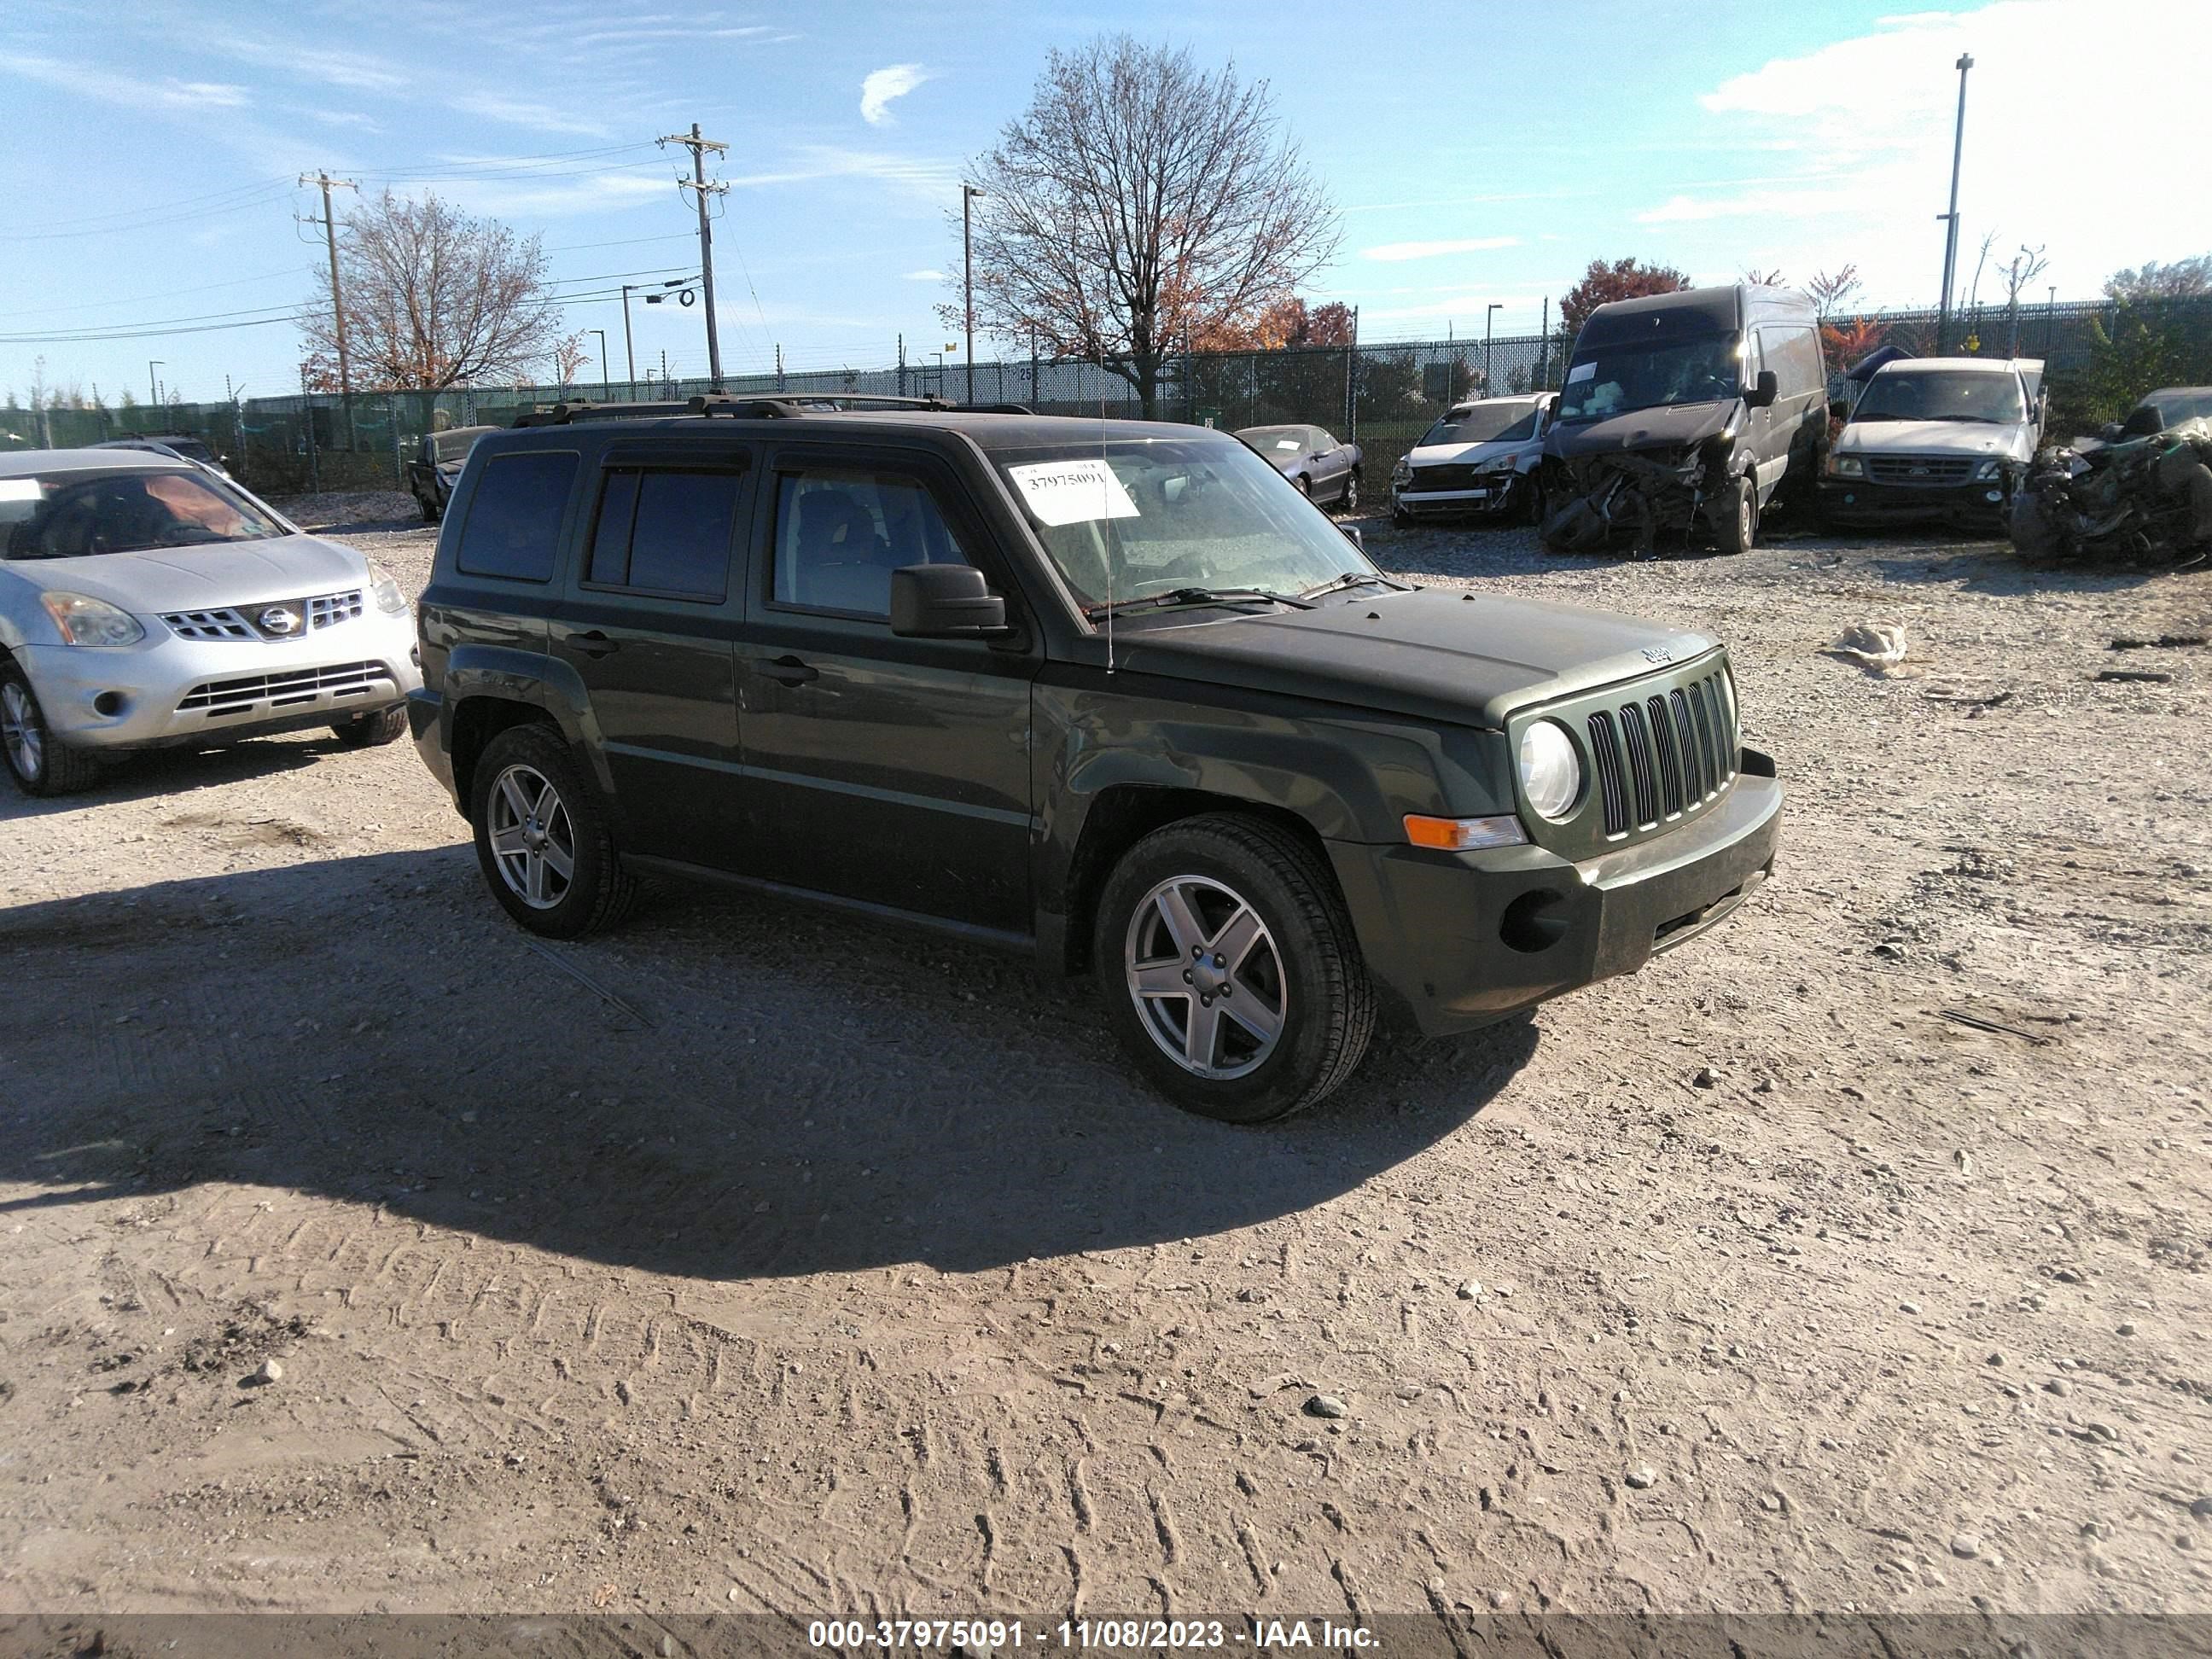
xmin=759 ymin=655 xmax=818 ymax=686
xmin=569 ymin=630 xmax=620 ymax=659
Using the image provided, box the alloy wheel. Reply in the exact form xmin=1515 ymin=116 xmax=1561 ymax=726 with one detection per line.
xmin=1124 ymin=873 xmax=1288 ymax=1080
xmin=486 ymin=762 xmax=576 ymax=909
xmin=1 ymin=681 xmax=43 ymax=783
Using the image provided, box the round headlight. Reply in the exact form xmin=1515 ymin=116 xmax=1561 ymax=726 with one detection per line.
xmin=1517 ymin=719 xmax=1581 ymax=820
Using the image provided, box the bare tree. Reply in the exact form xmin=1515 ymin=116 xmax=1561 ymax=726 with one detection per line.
xmin=299 ymin=190 xmax=566 ymax=390
xmin=1806 ymin=265 xmax=1864 ymax=326
xmin=549 ymin=330 xmax=593 ymax=387
xmin=1741 ymin=268 xmax=1788 ymax=287
xmin=1999 ymin=244 xmax=2050 ymax=355
xmin=950 ymin=35 xmax=1339 ymax=416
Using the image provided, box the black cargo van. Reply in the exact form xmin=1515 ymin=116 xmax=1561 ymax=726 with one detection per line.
xmin=1539 ymin=283 xmax=1827 ymax=555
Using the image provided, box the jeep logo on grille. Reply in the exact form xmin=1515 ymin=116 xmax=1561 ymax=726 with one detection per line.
xmin=1640 ymin=646 xmax=1674 ymax=664
xmin=258 ymin=604 xmax=302 ymax=636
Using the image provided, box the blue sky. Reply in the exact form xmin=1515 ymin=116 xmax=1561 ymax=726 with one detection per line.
xmin=2 ymin=0 xmax=2201 ymax=405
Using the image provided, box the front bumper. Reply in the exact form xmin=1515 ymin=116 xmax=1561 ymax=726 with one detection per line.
xmin=1330 ymin=760 xmax=1782 ymax=1037
xmin=1394 ymin=478 xmax=1522 ymax=518
xmin=1819 ymin=474 xmax=2011 ymax=527
xmin=17 ymin=610 xmax=422 ymax=751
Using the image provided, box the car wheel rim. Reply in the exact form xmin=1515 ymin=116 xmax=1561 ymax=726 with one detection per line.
xmin=1124 ymin=874 xmax=1287 ymax=1080
xmin=1 ymin=683 xmax=42 ymax=780
xmin=486 ymin=762 xmax=577 ymax=910
xmin=1345 ymin=476 xmax=1359 ymax=510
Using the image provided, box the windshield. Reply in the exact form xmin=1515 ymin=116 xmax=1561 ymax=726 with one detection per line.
xmin=1419 ymin=404 xmax=1539 ymax=446
xmin=1557 ymin=333 xmax=1743 ymax=422
xmin=992 ymin=434 xmax=1377 ymax=614
xmin=433 ymin=428 xmax=488 ymax=461
xmin=1853 ymin=370 xmax=2024 ymax=425
xmin=1 ymin=467 xmax=286 ymax=559
xmin=1235 ymin=426 xmax=1310 ymax=457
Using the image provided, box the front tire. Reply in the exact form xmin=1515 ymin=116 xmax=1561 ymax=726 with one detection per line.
xmin=1710 ymin=474 xmax=1757 ymax=555
xmin=331 ymin=706 xmax=407 ymax=748
xmin=1338 ymin=470 xmax=1361 ymax=514
xmin=469 ymin=724 xmax=637 ymax=939
xmin=1092 ymin=813 xmax=1375 ymax=1122
xmin=1 ymin=661 xmax=103 ymax=797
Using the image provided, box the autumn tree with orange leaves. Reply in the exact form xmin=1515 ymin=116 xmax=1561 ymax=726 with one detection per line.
xmin=949 ymin=36 xmax=1340 ymax=416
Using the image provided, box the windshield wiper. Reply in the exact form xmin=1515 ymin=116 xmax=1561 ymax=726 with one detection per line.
xmin=1084 ymin=585 xmax=1314 ymax=620
xmin=1298 ymin=570 xmax=1412 ymax=600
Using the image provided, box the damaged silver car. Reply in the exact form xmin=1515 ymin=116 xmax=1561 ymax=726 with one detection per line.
xmin=1538 ymin=283 xmax=1829 ymax=556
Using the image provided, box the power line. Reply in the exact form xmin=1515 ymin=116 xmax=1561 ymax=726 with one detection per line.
xmin=0 ymin=266 xmax=307 ymax=322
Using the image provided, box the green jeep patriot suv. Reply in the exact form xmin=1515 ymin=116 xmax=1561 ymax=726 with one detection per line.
xmin=409 ymin=396 xmax=1781 ymax=1121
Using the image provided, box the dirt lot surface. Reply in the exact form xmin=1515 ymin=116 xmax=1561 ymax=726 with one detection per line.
xmin=3 ymin=492 xmax=2209 ymax=1624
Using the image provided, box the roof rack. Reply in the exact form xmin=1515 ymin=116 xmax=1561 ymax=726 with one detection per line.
xmin=511 ymin=394 xmax=1040 ymax=428
xmin=688 ymin=393 xmax=1038 ymax=419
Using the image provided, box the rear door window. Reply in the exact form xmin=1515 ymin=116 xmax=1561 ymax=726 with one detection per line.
xmin=584 ymin=467 xmax=744 ymax=601
xmin=454 ymin=451 xmax=577 ymax=583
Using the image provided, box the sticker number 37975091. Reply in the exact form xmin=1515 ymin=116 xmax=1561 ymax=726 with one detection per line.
xmin=1004 ymin=458 xmax=1141 ymax=527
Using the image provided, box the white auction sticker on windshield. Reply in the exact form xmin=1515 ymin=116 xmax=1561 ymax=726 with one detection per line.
xmin=1274 ymin=439 xmax=1299 ymax=451
xmin=1565 ymin=361 xmax=1596 ymax=384
xmin=0 ymin=480 xmax=41 ymax=502
xmin=1005 ymin=458 xmax=1140 ymax=527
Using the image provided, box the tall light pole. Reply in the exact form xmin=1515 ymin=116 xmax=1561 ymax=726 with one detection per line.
xmin=962 ymin=183 xmax=986 ymax=405
xmin=2044 ymin=282 xmax=2058 ymax=358
xmin=1484 ymin=302 xmax=1503 ymax=398
xmin=148 ymin=360 xmax=163 ymax=409
xmin=1936 ymin=51 xmax=1974 ymax=353
xmin=590 ymin=329 xmax=609 ymax=399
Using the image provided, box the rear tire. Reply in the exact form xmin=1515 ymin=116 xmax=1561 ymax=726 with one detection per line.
xmin=331 ymin=705 xmax=408 ymax=748
xmin=1338 ymin=470 xmax=1361 ymax=514
xmin=469 ymin=723 xmax=637 ymax=939
xmin=1 ymin=661 xmax=104 ymax=797
xmin=417 ymin=490 xmax=439 ymax=523
xmin=1092 ymin=813 xmax=1375 ymax=1122
xmin=1710 ymin=474 xmax=1757 ymax=555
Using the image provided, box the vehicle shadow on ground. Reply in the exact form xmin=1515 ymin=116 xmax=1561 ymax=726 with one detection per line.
xmin=0 ymin=735 xmax=341 ymax=824
xmin=1860 ymin=540 xmax=2180 ymax=596
xmin=0 ymin=847 xmax=1535 ymax=1280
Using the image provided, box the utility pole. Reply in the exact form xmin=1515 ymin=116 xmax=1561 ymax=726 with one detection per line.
xmin=1935 ymin=52 xmax=1973 ymax=353
xmin=620 ymin=286 xmax=639 ymax=391
xmin=962 ymin=184 xmax=986 ymax=405
xmin=299 ymin=171 xmax=358 ymax=446
xmin=148 ymin=359 xmax=163 ymax=409
xmin=1485 ymin=301 xmax=1503 ymax=399
xmin=660 ymin=124 xmax=728 ymax=388
xmin=591 ymin=329 xmax=609 ymax=399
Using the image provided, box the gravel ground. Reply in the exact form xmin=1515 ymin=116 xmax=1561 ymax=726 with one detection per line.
xmin=3 ymin=492 xmax=2209 ymax=1622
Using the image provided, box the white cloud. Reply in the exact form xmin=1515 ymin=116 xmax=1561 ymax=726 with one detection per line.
xmin=859 ymin=63 xmax=929 ymax=126
xmin=1648 ymin=0 xmax=2212 ymax=303
xmin=903 ymin=269 xmax=946 ymax=281
xmin=449 ymin=92 xmax=614 ymax=139
xmin=1362 ymin=236 xmax=1520 ymax=263
xmin=0 ymin=54 xmax=249 ymax=111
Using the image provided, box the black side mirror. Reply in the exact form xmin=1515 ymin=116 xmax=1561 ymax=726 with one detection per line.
xmin=2098 ymin=422 xmax=2124 ymax=443
xmin=1747 ymin=370 xmax=1779 ymax=410
xmin=1545 ymin=393 xmax=1562 ymax=419
xmin=889 ymin=564 xmax=1008 ymax=637
xmin=1827 ymin=398 xmax=1850 ymax=423
xmin=1341 ymin=525 xmax=1364 ymax=552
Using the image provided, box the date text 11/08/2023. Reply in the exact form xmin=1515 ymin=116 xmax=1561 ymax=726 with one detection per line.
xmin=807 ymin=1619 xmax=1378 ymax=1650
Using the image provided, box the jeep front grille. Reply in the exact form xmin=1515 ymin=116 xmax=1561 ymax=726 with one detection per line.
xmin=1586 ymin=669 xmax=1737 ymax=837
xmin=178 ymin=661 xmax=392 ymax=718
xmin=161 ymin=589 xmax=365 ymax=641
xmin=1866 ymin=456 xmax=1972 ymax=486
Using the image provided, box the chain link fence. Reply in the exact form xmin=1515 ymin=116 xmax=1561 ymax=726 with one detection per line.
xmin=7 ymin=297 xmax=2207 ymax=498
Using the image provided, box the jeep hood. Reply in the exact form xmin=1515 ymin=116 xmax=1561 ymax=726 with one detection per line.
xmin=1548 ymin=399 xmax=1738 ymax=461
xmin=2 ymin=533 xmax=371 ymax=614
xmin=1834 ymin=419 xmax=2032 ymax=461
xmin=1115 ymin=585 xmax=1717 ymax=730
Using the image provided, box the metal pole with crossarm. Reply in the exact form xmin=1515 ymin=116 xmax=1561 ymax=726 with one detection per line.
xmin=962 ymin=184 xmax=985 ymax=405
xmin=1936 ymin=52 xmax=1973 ymax=352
